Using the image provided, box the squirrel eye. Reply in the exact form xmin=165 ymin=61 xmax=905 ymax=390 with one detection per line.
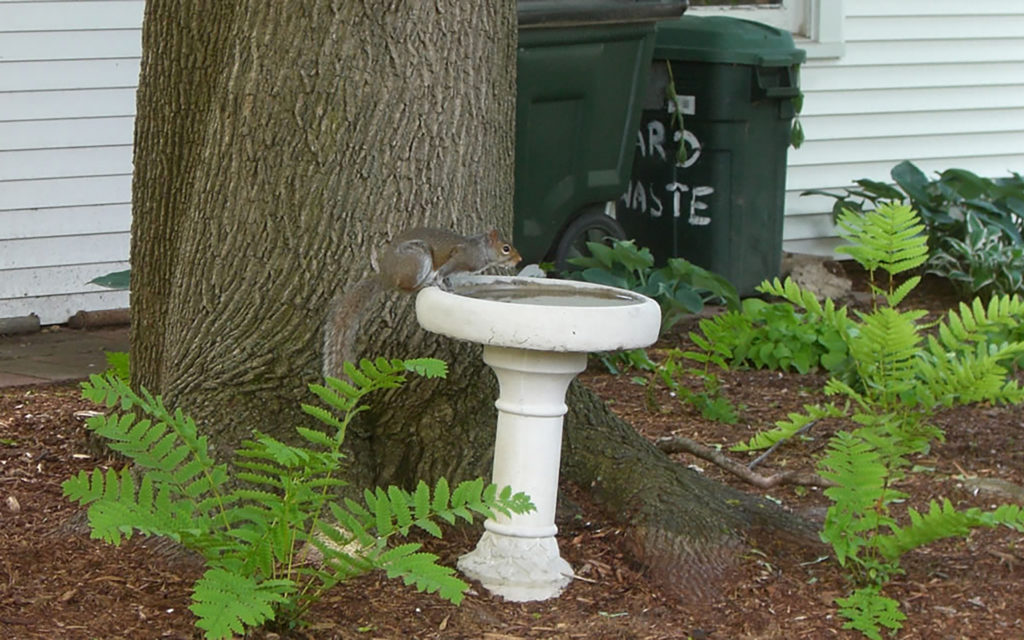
xmin=502 ymin=244 xmax=511 ymax=254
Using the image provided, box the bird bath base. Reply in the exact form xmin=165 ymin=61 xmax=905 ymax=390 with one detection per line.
xmin=455 ymin=344 xmax=586 ymax=601
xmin=415 ymin=276 xmax=661 ymax=602
xmin=457 ymin=531 xmax=572 ymax=602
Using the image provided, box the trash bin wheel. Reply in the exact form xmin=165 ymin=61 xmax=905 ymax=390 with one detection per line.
xmin=553 ymin=208 xmax=627 ymax=270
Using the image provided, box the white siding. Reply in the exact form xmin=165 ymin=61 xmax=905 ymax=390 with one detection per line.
xmin=0 ymin=1 xmax=141 ymax=325
xmin=4 ymin=1 xmax=1024 ymax=323
xmin=784 ymin=1 xmax=1024 ymax=255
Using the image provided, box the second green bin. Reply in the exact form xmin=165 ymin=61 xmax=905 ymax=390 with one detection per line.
xmin=616 ymin=16 xmax=805 ymax=295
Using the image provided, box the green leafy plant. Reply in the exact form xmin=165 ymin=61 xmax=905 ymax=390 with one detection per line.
xmin=89 ymin=269 xmax=131 ymax=290
xmin=64 ymin=358 xmax=534 ymax=639
xmin=790 ymin=89 xmax=805 ymax=149
xmin=566 ymin=238 xmax=739 ymax=333
xmin=103 ymin=351 xmax=131 ymax=382
xmin=656 ymin=346 xmax=740 ymax=424
xmin=664 ymin=62 xmax=689 ymax=166
xmin=596 ymin=347 xmax=658 ymax=376
xmin=732 ymin=203 xmax=1024 ymax=638
xmin=804 ymin=160 xmax=1024 ymax=298
xmin=926 ymin=212 xmax=1024 ymax=299
xmin=694 ymin=297 xmax=850 ymax=375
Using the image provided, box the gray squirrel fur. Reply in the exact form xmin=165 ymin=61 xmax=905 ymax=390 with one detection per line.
xmin=322 ymin=227 xmax=521 ymax=377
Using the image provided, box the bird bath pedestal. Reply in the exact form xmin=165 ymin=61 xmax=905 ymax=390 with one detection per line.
xmin=415 ymin=276 xmax=660 ymax=602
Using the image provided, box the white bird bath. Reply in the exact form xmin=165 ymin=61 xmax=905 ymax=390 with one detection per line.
xmin=415 ymin=275 xmax=661 ymax=602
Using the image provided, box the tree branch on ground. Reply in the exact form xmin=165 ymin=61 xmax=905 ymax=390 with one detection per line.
xmin=655 ymin=434 xmax=835 ymax=489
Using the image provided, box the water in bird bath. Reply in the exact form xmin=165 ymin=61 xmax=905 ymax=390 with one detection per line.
xmin=452 ymin=280 xmax=641 ymax=307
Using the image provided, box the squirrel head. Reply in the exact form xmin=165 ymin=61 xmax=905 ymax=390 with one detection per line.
xmin=487 ymin=229 xmax=523 ymax=267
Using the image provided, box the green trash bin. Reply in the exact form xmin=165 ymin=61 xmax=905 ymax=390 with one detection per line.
xmin=514 ymin=0 xmax=688 ymax=266
xmin=616 ymin=15 xmax=805 ymax=295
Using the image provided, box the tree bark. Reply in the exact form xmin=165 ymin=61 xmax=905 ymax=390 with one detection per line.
xmin=131 ymin=0 xmax=817 ymax=593
xmin=132 ymin=0 xmax=516 ymax=468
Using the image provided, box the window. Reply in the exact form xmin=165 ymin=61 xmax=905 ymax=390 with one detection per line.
xmin=687 ymin=0 xmax=845 ymax=59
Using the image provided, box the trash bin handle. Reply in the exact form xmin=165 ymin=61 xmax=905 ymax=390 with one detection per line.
xmin=756 ymin=54 xmax=802 ymax=66
xmin=764 ymin=85 xmax=801 ymax=98
xmin=755 ymin=63 xmax=801 ymax=99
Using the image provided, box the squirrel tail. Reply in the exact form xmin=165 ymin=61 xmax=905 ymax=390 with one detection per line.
xmin=322 ymin=276 xmax=383 ymax=378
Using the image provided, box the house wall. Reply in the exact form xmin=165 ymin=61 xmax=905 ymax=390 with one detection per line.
xmin=2 ymin=1 xmax=1023 ymax=323
xmin=781 ymin=0 xmax=1024 ymax=255
xmin=0 ymin=1 xmax=142 ymax=325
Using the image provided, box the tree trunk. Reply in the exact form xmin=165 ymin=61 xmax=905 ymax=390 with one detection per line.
xmin=131 ymin=0 xmax=516 ymax=469
xmin=131 ymin=0 xmax=816 ymax=593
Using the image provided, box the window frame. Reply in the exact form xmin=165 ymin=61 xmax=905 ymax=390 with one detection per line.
xmin=686 ymin=0 xmax=845 ymax=59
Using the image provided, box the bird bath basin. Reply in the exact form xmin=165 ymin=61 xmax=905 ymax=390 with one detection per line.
xmin=416 ymin=275 xmax=660 ymax=601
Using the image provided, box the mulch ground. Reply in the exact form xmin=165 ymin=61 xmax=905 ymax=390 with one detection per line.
xmin=2 ymin=264 xmax=1023 ymax=639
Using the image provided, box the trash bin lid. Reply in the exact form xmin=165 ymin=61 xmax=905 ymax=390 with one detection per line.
xmin=519 ymin=0 xmax=687 ymax=28
xmin=654 ymin=15 xmax=806 ymax=66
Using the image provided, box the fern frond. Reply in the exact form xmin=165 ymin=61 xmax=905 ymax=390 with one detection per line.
xmin=77 ymin=373 xmax=229 ymax=516
xmin=887 ymin=276 xmax=920 ymax=307
xmin=189 ymin=569 xmax=293 ymax=640
xmin=299 ymin=403 xmax=346 ymax=431
xmin=235 ymin=434 xmax=340 ymax=478
xmin=73 ymin=356 xmax=468 ymax=639
xmin=835 ymin=586 xmax=907 ymax=640
xmin=63 ymin=467 xmax=108 ymax=505
xmin=402 ymin=358 xmax=448 ymax=378
xmin=876 ymin=499 xmax=972 ymax=562
xmin=757 ymin=276 xmax=824 ymax=315
xmin=981 ymin=503 xmax=1024 ymax=530
xmin=835 ymin=203 xmax=928 ymax=277
xmin=310 ymin=379 xmax=359 ymax=410
xmin=305 ymin=357 xmax=439 ymax=440
xmin=937 ymin=294 xmax=1024 ymax=348
xmin=877 ymin=499 xmax=1024 ymax=562
xmin=432 ymin=476 xmax=451 ymax=516
xmin=294 ymin=425 xmax=337 ymax=448
xmin=848 ymin=307 xmax=925 ymax=403
xmin=820 ymin=431 xmax=894 ymax=510
xmin=335 ymin=479 xmax=534 ymax=544
xmin=820 ymin=432 xmax=905 ymax=565
xmin=342 ymin=360 xmax=374 ymax=387
xmin=316 ymin=541 xmax=375 ymax=579
xmin=731 ymin=403 xmax=844 ymax=452
xmin=63 ymin=467 xmax=190 ymax=545
xmin=918 ymin=336 xmax=1024 ymax=407
xmin=388 ymin=485 xmax=414 ymax=534
xmin=329 ymin=501 xmax=377 ymax=548
xmin=823 ymin=378 xmax=870 ymax=410
xmin=379 ymin=543 xmax=468 ymax=604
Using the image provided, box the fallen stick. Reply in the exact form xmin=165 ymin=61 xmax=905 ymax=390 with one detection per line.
xmin=655 ymin=435 xmax=835 ymax=489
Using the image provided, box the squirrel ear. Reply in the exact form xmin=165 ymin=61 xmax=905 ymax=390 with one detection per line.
xmin=487 ymin=229 xmax=499 ymax=241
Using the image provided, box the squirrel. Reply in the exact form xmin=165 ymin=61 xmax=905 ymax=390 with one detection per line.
xmin=322 ymin=227 xmax=522 ymax=377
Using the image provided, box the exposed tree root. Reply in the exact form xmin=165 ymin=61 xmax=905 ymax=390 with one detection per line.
xmin=563 ymin=384 xmax=824 ymax=596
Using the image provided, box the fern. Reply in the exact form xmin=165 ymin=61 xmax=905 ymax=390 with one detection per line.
xmin=877 ymin=500 xmax=1024 ymax=562
xmin=731 ymin=403 xmax=844 ymax=452
xmin=835 ymin=203 xmax=928 ymax=305
xmin=835 ymin=586 xmax=907 ymax=640
xmin=707 ymin=203 xmax=1024 ymax=638
xmin=819 ymin=431 xmax=905 ymax=570
xmin=65 ymin=356 xmax=532 ymax=639
xmin=190 ymin=569 xmax=293 ymax=639
xmin=848 ymin=306 xmax=926 ymax=406
xmin=377 ymin=543 xmax=468 ymax=604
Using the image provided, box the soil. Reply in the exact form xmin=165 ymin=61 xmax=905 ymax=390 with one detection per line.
xmin=2 ymin=264 xmax=1023 ymax=640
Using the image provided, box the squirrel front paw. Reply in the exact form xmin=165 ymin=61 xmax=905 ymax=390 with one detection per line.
xmin=437 ymin=277 xmax=455 ymax=292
